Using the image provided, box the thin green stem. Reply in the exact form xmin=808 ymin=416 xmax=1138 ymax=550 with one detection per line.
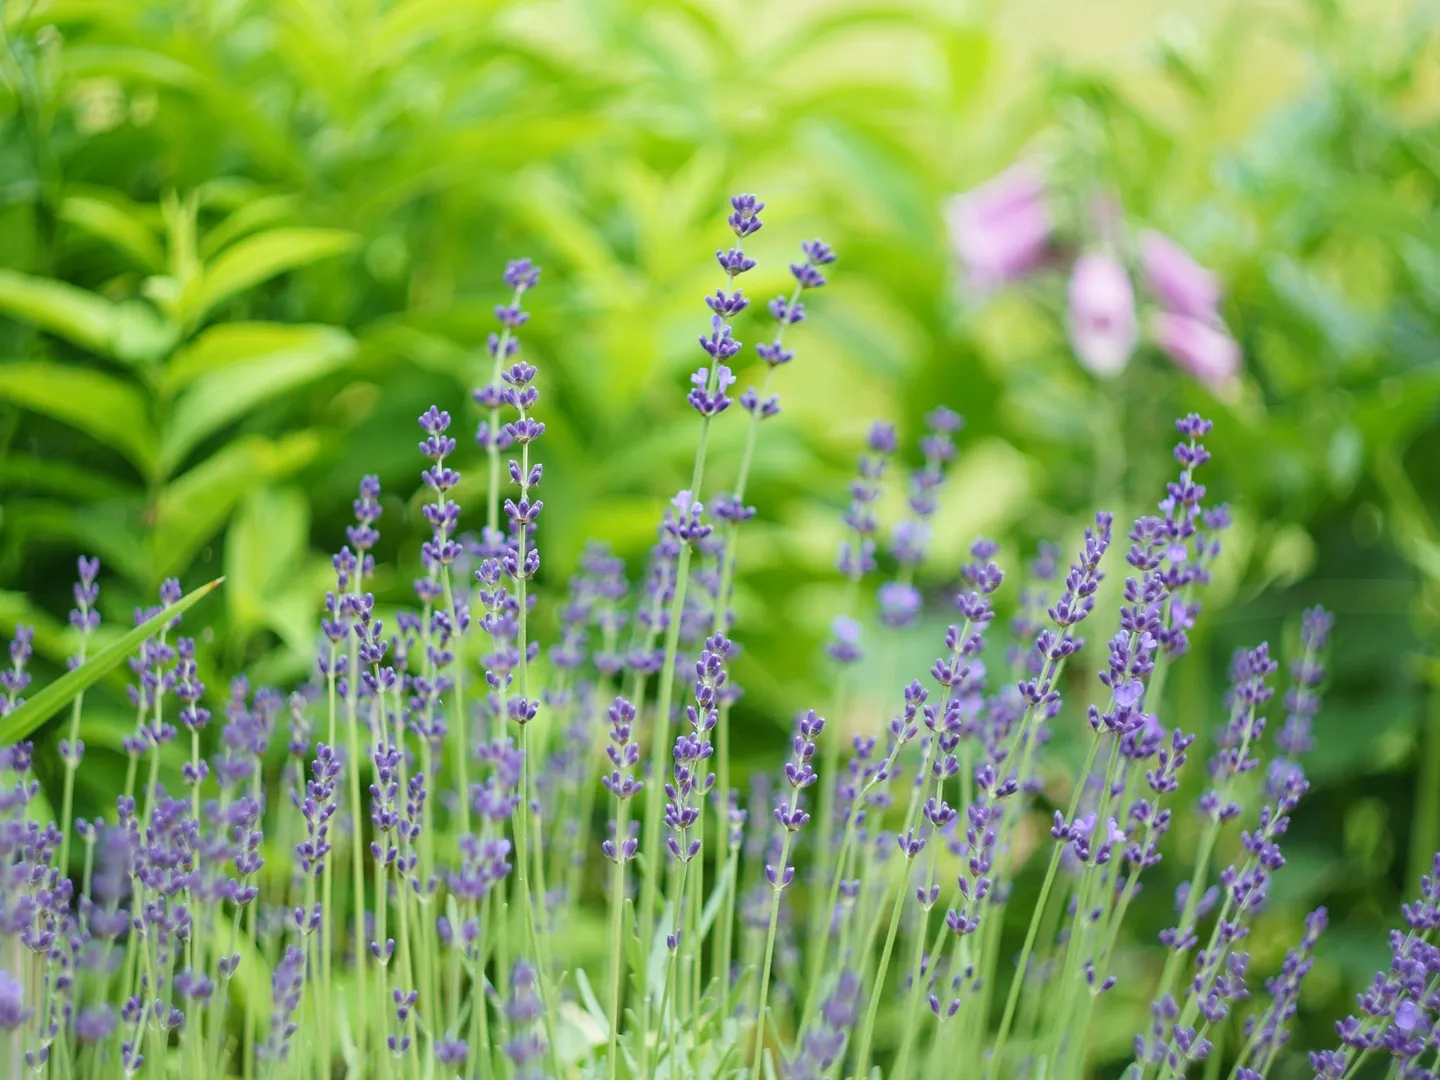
xmin=989 ymin=727 xmax=1100 ymax=1077
xmin=750 ymin=822 xmax=796 ymax=1080
xmin=342 ymin=585 xmax=371 ymax=1064
xmin=606 ymin=799 xmax=632 ymax=1080
xmin=56 ymin=628 xmax=89 ymax=878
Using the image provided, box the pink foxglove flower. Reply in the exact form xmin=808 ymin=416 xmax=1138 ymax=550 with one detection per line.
xmin=1140 ymin=231 xmax=1220 ymax=321
xmin=1066 ymin=253 xmax=1137 ymax=377
xmin=1152 ymin=312 xmax=1241 ymax=385
xmin=945 ymin=165 xmax=1052 ymax=288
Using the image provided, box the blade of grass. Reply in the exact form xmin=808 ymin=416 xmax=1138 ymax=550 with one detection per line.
xmin=0 ymin=577 xmax=223 ymax=744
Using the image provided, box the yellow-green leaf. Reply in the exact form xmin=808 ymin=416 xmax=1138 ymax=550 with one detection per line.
xmin=195 ymin=228 xmax=357 ymax=321
xmin=150 ymin=433 xmax=320 ymax=579
xmin=62 ymin=45 xmax=203 ymax=90
xmin=199 ymin=194 xmax=301 ymax=261
xmin=110 ymin=301 xmax=179 ymax=366
xmin=0 ymin=361 xmax=157 ymax=472
xmin=0 ymin=269 xmax=116 ymax=356
xmin=159 ymin=327 xmax=354 ymax=472
xmin=59 ymin=194 xmax=165 ymax=271
xmin=164 ymin=322 xmax=353 ymax=392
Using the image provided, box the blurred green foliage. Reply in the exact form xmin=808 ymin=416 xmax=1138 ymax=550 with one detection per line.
xmin=1 ymin=0 xmax=1438 ymax=1070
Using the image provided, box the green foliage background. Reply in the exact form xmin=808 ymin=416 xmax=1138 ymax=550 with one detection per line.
xmin=1 ymin=0 xmax=1438 ymax=1069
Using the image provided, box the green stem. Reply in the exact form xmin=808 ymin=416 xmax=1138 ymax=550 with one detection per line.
xmin=606 ymin=799 xmax=631 ymax=1080
xmin=655 ymin=857 xmax=693 ymax=1080
xmin=751 ymin=788 xmax=802 ymax=1080
xmin=849 ymin=857 xmax=907 ymax=1079
xmin=988 ymin=728 xmax=1100 ymax=1078
xmin=56 ymin=629 xmax=89 ymax=879
xmin=343 ymin=592 xmax=371 ymax=1064
xmin=635 ymin=472 xmax=710 ymax=1073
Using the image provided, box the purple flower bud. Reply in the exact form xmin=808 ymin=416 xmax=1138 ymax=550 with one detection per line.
xmin=0 ymin=969 xmax=27 ymax=1030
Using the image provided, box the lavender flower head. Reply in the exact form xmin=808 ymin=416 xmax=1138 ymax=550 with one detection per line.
xmin=879 ymin=409 xmax=963 ymax=628
xmin=475 ymin=258 xmax=542 ymax=451
xmin=665 ymin=636 xmax=727 ymax=863
xmin=693 ymin=195 xmax=763 ymax=420
xmin=767 ymin=709 xmax=825 ymax=892
xmin=835 ymin=419 xmax=898 ymax=597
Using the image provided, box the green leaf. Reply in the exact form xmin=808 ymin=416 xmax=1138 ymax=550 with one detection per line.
xmin=151 ymin=433 xmax=320 ymax=579
xmin=0 ymin=578 xmax=223 ymax=745
xmin=224 ymin=485 xmax=311 ymax=639
xmin=0 ymin=269 xmax=117 ymax=356
xmin=0 ymin=361 xmax=157 ymax=472
xmin=199 ymin=194 xmax=302 ymax=261
xmin=158 ymin=327 xmax=354 ymax=472
xmin=698 ymin=857 xmax=734 ymax=940
xmin=0 ymin=455 xmax=133 ymax=501
xmin=573 ymin=967 xmax=610 ymax=1037
xmin=58 ymin=194 xmax=165 ymax=271
xmin=165 ymin=322 xmax=351 ymax=390
xmin=0 ymin=502 xmax=150 ymax=586
xmin=62 ymin=46 xmax=203 ymax=90
xmin=194 ymin=228 xmax=357 ymax=321
xmin=110 ymin=302 xmax=178 ymax=365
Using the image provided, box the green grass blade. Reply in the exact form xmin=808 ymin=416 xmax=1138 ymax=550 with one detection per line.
xmin=0 ymin=577 xmax=223 ymax=744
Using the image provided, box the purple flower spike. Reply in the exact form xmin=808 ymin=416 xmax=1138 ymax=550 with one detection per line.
xmin=789 ymin=971 xmax=858 ymax=1077
xmin=67 ymin=555 xmax=102 ymax=669
xmin=837 ymin=419 xmax=897 ymax=585
xmin=1276 ymin=606 xmax=1334 ymax=756
xmin=888 ymin=407 xmax=964 ymax=581
xmin=665 ymin=635 xmax=728 ymax=863
xmin=601 ymin=697 xmax=644 ymax=808
xmin=263 ymin=945 xmax=305 ymax=1064
xmin=826 ymin=615 xmax=863 ymax=666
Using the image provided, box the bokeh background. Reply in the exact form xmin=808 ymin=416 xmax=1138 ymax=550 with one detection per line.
xmin=1 ymin=0 xmax=1438 ymax=1071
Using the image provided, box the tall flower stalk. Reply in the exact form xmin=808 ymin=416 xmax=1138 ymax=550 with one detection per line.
xmin=634 ymin=195 xmax=757 ymax=1065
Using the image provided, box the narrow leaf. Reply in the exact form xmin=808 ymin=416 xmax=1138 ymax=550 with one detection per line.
xmin=698 ymin=857 xmax=734 ymax=940
xmin=0 ymin=578 xmax=222 ymax=744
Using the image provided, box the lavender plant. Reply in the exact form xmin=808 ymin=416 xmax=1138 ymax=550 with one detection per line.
xmin=0 ymin=196 xmax=1412 ymax=1080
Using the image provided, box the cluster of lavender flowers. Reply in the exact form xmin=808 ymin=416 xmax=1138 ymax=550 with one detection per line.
xmin=0 ymin=194 xmax=1421 ymax=1080
xmin=946 ymin=163 xmax=1242 ymax=386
